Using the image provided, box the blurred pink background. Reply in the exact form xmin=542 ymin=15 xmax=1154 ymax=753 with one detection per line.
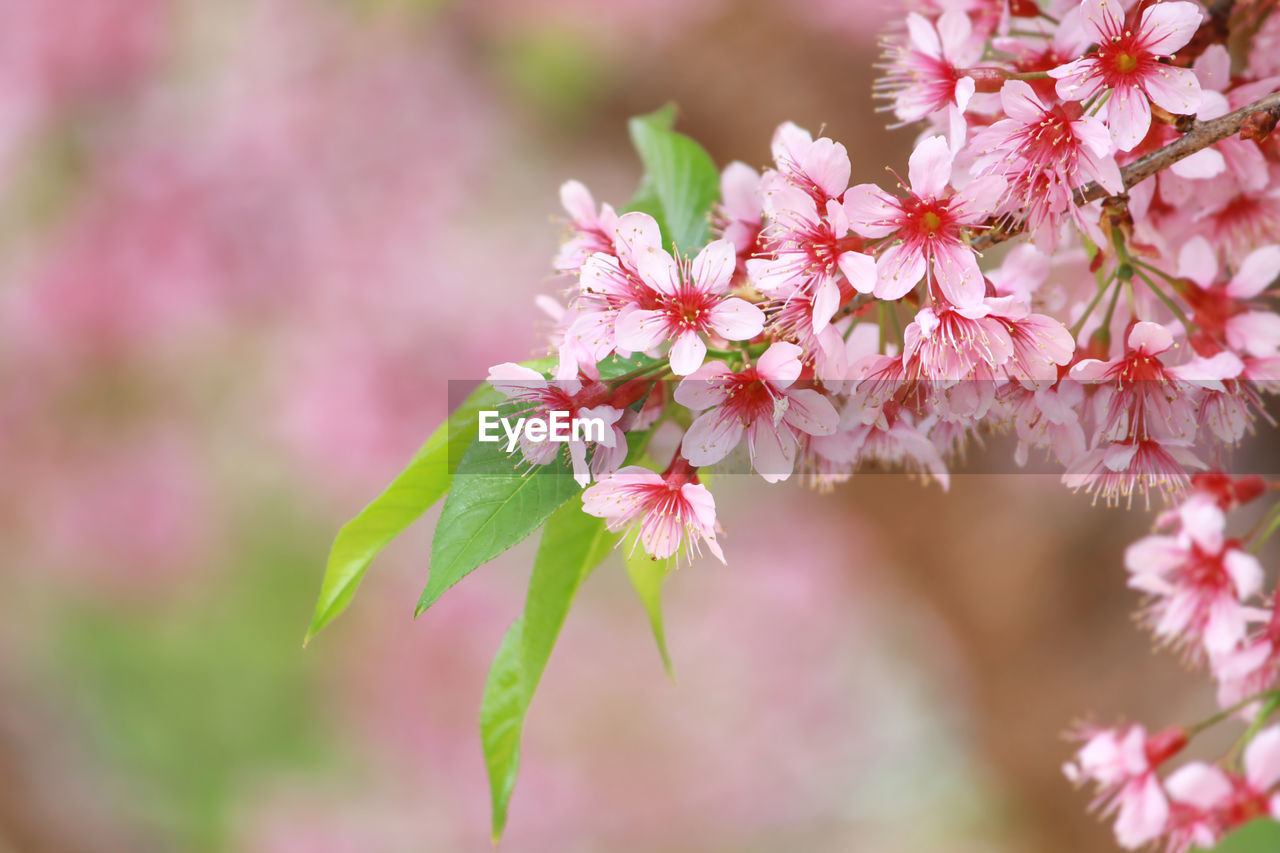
xmin=0 ymin=1 xmax=1252 ymax=850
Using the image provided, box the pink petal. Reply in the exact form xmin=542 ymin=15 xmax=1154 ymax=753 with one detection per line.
xmin=1127 ymin=321 xmax=1174 ymax=355
xmin=802 ymin=137 xmax=852 ymax=198
xmin=782 ymin=388 xmax=840 ymax=436
xmin=838 ymin=250 xmax=877 ymax=294
xmin=755 ymin=341 xmax=803 ymax=386
xmin=560 ymin=180 xmax=596 ymax=222
xmin=1225 ymin=548 xmax=1264 ymax=600
xmin=1169 ymin=146 xmax=1224 ymax=179
xmin=908 ymin=135 xmax=953 ymax=199
xmin=708 ymin=297 xmax=766 ymax=341
xmin=1229 ymin=245 xmax=1280 ymax=298
xmin=1177 ymin=237 xmax=1218 ymax=287
xmin=746 ymin=256 xmax=798 ymax=296
xmin=952 ymin=174 xmax=1007 ymax=223
xmin=691 ymin=239 xmax=737 ymax=295
xmin=935 ymin=10 xmax=973 ymax=61
xmin=613 ymin=306 xmax=671 ymax=353
xmin=1114 ymin=775 xmax=1170 ymax=849
xmin=811 ymin=275 xmax=841 ymax=333
xmin=931 ymin=241 xmax=985 ymax=307
xmin=613 ymin=212 xmax=662 ymax=268
xmin=999 ymin=79 xmax=1045 ymax=122
xmin=720 ymin=161 xmax=761 ymax=221
xmin=1107 ymin=85 xmax=1153 ymax=151
xmin=844 ymin=184 xmax=901 ymax=238
xmin=1079 ymin=0 xmax=1123 ymax=43
xmin=636 ymin=245 xmax=681 ymax=296
xmin=673 ymin=361 xmax=732 ymax=410
xmin=1139 ymin=1 xmax=1204 ymax=56
xmin=668 ymin=331 xmax=708 ymax=376
xmin=1227 ymin=311 xmax=1280 ymax=357
xmin=487 ymin=362 xmax=548 ymax=383
xmin=681 ymin=409 xmax=745 ymax=467
xmin=1144 ymin=64 xmax=1203 ymax=117
xmin=1166 ymin=763 xmax=1233 ymax=810
xmin=747 ymin=420 xmax=796 ymax=483
xmin=874 ymin=242 xmax=927 ymax=301
xmin=905 ymin=12 xmax=941 ymax=58
xmin=1246 ymin=726 xmax=1280 ymax=791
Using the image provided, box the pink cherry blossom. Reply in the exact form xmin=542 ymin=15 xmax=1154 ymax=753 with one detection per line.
xmin=554 ymin=180 xmax=618 ymax=274
xmin=675 ymin=342 xmax=840 ymax=483
xmin=1063 ymin=724 xmax=1186 ymax=849
xmin=581 ymin=462 xmax=724 ymax=564
xmin=486 ymin=363 xmax=626 ymax=487
xmin=614 ymin=239 xmax=765 ymax=375
xmin=1164 ymin=726 xmax=1280 ymax=851
xmin=972 ymin=79 xmax=1123 ymax=247
xmin=1124 ymin=493 xmax=1264 ymax=655
xmin=769 ymin=121 xmax=852 ymax=204
xmin=561 ymin=211 xmax=664 ymax=372
xmin=876 ymin=11 xmax=983 ymax=146
xmin=1177 ymin=236 xmax=1280 ymax=359
xmin=748 ymin=181 xmax=876 ymax=333
xmin=1049 ymin=0 xmax=1204 ymax=151
xmin=846 ymin=135 xmax=1005 ymax=306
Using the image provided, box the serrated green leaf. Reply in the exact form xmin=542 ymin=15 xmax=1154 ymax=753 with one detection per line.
xmin=304 ymin=383 xmax=501 ymax=643
xmin=480 ymin=501 xmax=617 ymax=840
xmin=624 ymin=104 xmax=720 ymax=252
xmin=417 ymin=439 xmax=581 ymax=615
xmin=623 ymin=531 xmax=675 ymax=679
xmin=1199 ymin=819 xmax=1280 ymax=852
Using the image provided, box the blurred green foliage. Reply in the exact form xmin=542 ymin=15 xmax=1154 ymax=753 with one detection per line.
xmin=52 ymin=510 xmax=334 ymax=850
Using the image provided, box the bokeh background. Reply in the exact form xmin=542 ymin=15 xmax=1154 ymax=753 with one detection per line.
xmin=3 ymin=1 xmax=1275 ymax=851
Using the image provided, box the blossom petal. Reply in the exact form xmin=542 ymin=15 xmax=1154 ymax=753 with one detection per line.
xmin=838 ymin=250 xmax=877 ymax=295
xmin=844 ymin=184 xmax=900 ymax=238
xmin=614 ymin=306 xmax=670 ymax=353
xmin=691 ymin=239 xmax=737 ymax=295
xmin=1107 ymin=85 xmax=1153 ymax=151
xmin=1229 ymin=245 xmax=1280 ymax=298
xmin=1245 ymin=726 xmax=1280 ymax=790
xmin=673 ymin=361 xmax=732 ymax=410
xmin=1139 ymin=1 xmax=1204 ymax=56
xmin=636 ymin=245 xmax=681 ymax=296
xmin=747 ymin=420 xmax=796 ymax=483
xmin=681 ymin=409 xmax=745 ymax=467
xmin=756 ymin=341 xmax=804 ymax=386
xmin=908 ymin=135 xmax=953 ymax=198
xmin=1144 ymin=65 xmax=1203 ymax=117
xmin=931 ymin=241 xmax=985 ymax=307
xmin=708 ymin=297 xmax=766 ymax=341
xmin=782 ymin=388 xmax=840 ymax=436
xmin=811 ymin=275 xmax=841 ymax=333
xmin=874 ymin=242 xmax=927 ymax=301
xmin=668 ymin=331 xmax=708 ymax=376
xmin=1177 ymin=237 xmax=1218 ymax=287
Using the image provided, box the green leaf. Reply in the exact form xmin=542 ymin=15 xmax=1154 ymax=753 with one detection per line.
xmin=623 ymin=533 xmax=675 ymax=679
xmin=480 ymin=501 xmax=617 ymax=840
xmin=417 ymin=438 xmax=581 ymax=615
xmin=305 ymin=383 xmax=501 ymax=643
xmin=1200 ymin=820 xmax=1280 ymax=852
xmin=625 ymin=104 xmax=720 ymax=252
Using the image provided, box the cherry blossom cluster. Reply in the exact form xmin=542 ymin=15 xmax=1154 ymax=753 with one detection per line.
xmin=1065 ymin=473 xmax=1280 ymax=850
xmin=484 ymin=0 xmax=1280 ymax=569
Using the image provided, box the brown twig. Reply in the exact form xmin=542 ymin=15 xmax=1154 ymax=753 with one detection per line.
xmin=970 ymin=90 xmax=1280 ymax=252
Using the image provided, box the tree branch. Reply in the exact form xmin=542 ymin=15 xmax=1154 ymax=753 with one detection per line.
xmin=971 ymin=90 xmax=1280 ymax=251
